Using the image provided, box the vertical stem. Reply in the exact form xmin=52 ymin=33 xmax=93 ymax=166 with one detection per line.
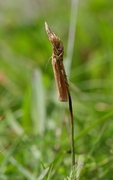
xmin=65 ymin=0 xmax=79 ymax=77
xmin=68 ymin=90 xmax=75 ymax=166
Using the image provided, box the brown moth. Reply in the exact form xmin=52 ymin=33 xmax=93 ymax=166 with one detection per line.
xmin=45 ymin=22 xmax=69 ymax=102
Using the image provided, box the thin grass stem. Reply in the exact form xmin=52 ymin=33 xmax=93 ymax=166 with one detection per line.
xmin=68 ymin=90 xmax=75 ymax=166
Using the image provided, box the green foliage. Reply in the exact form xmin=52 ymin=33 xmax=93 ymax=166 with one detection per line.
xmin=0 ymin=0 xmax=113 ymax=179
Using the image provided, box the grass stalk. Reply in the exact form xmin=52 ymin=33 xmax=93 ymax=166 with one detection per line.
xmin=71 ymin=118 xmax=75 ymax=166
xmin=68 ymin=90 xmax=75 ymax=166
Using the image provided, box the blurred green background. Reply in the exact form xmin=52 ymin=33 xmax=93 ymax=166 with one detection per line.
xmin=0 ymin=0 xmax=113 ymax=179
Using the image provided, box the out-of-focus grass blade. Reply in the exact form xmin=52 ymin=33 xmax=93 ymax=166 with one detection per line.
xmin=5 ymin=110 xmax=23 ymax=135
xmin=0 ymin=144 xmax=9 ymax=153
xmin=75 ymin=155 xmax=84 ymax=180
xmin=75 ymin=111 xmax=113 ymax=141
xmin=37 ymin=167 xmax=50 ymax=180
xmin=0 ymin=114 xmax=5 ymax=121
xmin=1 ymin=134 xmax=23 ymax=173
xmin=22 ymin=86 xmax=31 ymax=130
xmin=31 ymin=69 xmax=46 ymax=135
xmin=88 ymin=123 xmax=108 ymax=156
xmin=5 ymin=109 xmax=23 ymax=135
xmin=64 ymin=155 xmax=84 ymax=180
xmin=9 ymin=156 xmax=35 ymax=180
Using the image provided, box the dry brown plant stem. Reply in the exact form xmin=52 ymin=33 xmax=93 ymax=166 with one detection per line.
xmin=0 ymin=144 xmax=9 ymax=153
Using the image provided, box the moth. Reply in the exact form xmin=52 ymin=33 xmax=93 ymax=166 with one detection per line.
xmin=45 ymin=22 xmax=69 ymax=102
